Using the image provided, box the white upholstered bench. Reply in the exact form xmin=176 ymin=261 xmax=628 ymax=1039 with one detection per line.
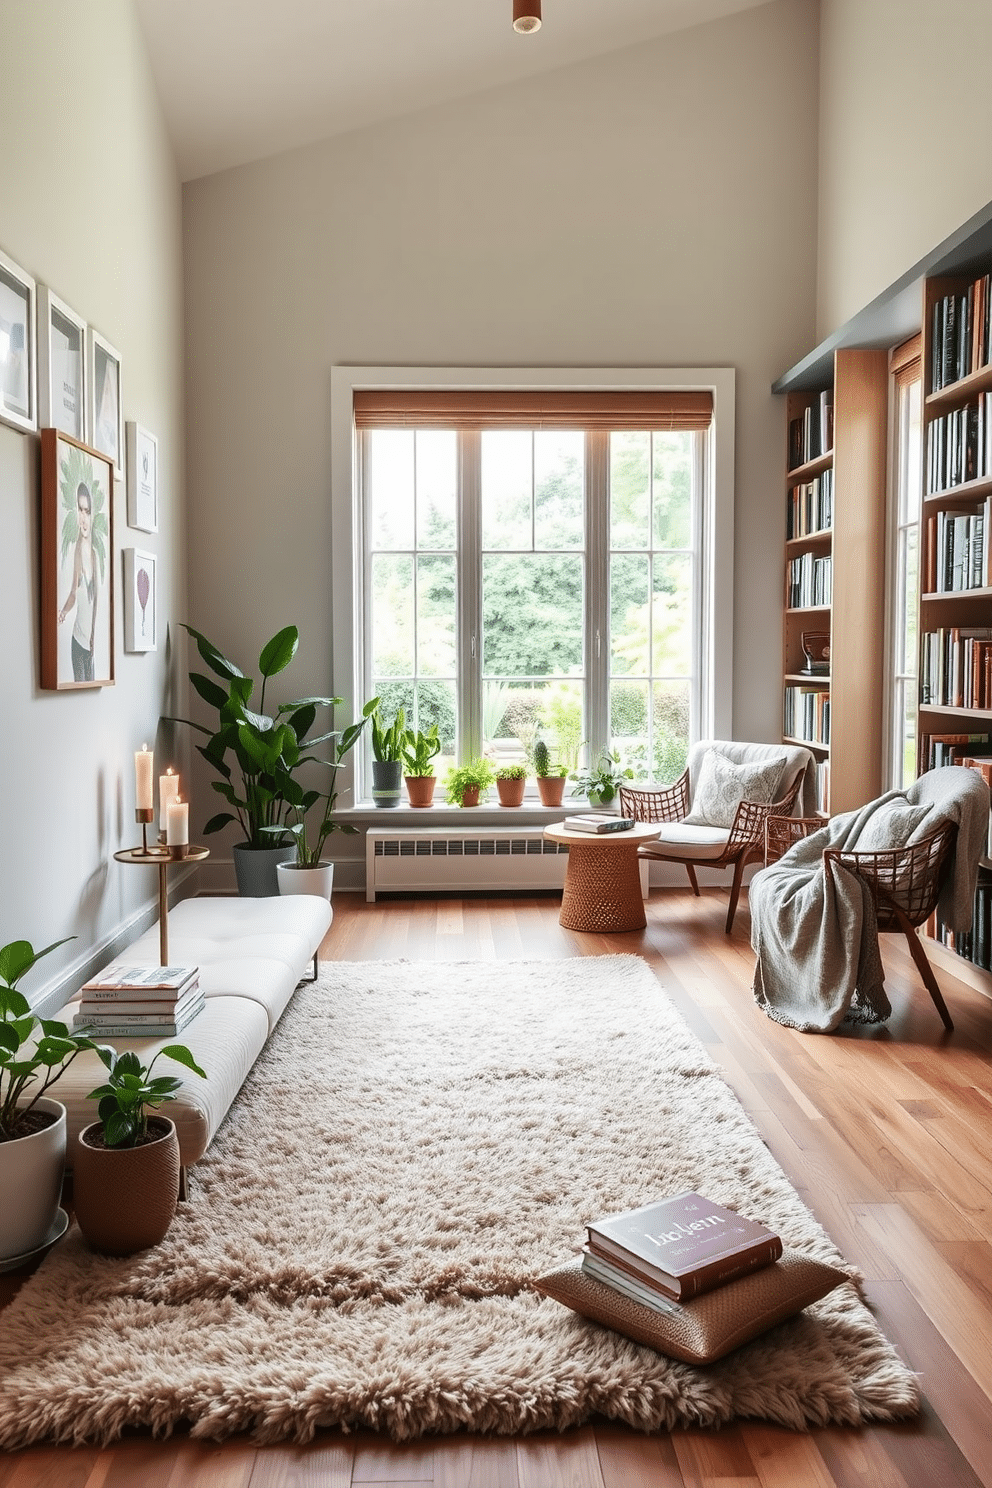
xmin=53 ymin=895 xmax=331 ymax=1179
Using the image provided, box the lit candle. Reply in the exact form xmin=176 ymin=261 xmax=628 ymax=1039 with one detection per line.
xmin=166 ymin=797 xmax=189 ymax=847
xmin=159 ymin=768 xmax=180 ymax=831
xmin=135 ymin=745 xmax=153 ymax=811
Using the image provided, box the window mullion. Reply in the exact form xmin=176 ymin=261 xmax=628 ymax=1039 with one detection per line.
xmin=458 ymin=430 xmax=482 ymax=762
xmin=585 ymin=430 xmax=609 ymax=762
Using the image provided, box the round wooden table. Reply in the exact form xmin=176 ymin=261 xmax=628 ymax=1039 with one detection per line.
xmin=543 ymin=821 xmax=661 ymax=933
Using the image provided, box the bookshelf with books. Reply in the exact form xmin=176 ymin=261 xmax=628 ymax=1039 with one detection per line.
xmin=781 ymin=349 xmax=888 ymax=816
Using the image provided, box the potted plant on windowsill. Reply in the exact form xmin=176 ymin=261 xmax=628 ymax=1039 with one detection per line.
xmin=370 ymin=703 xmax=406 ymax=808
xmin=533 ymin=740 xmax=567 ymax=807
xmin=402 ymin=723 xmax=441 ymax=808
xmin=169 ymin=624 xmax=349 ymax=896
xmin=570 ymin=748 xmax=634 ymax=808
xmin=0 ymin=934 xmax=101 ymax=1265
xmin=495 ymin=763 xmax=527 ymax=807
xmin=74 ymin=1043 xmax=206 ymax=1256
xmin=266 ymin=701 xmax=376 ymax=899
xmin=444 ymin=757 xmax=496 ymax=807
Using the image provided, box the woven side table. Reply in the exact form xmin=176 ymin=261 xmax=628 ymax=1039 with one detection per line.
xmin=543 ymin=822 xmax=661 ymax=933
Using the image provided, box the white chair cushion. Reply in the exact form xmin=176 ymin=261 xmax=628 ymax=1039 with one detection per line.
xmin=685 ymin=750 xmax=786 ymax=829
xmin=641 ymin=822 xmax=731 ymax=861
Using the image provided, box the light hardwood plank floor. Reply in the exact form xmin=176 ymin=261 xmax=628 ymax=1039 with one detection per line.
xmin=2 ymin=887 xmax=991 ymax=1488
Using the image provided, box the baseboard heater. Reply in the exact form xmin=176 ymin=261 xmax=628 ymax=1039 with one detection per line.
xmin=365 ymin=827 xmax=570 ymax=902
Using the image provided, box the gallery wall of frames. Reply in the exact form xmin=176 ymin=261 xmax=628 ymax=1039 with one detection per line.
xmin=1 ymin=242 xmax=159 ymax=690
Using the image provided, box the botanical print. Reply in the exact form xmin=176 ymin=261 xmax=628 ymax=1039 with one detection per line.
xmin=124 ymin=548 xmax=157 ymax=652
xmin=57 ymin=440 xmax=111 ymax=684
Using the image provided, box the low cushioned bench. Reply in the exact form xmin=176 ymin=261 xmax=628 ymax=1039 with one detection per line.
xmin=54 ymin=895 xmax=331 ymax=1177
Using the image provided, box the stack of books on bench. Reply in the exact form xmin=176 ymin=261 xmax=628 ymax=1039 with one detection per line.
xmin=73 ymin=964 xmax=203 ymax=1038
xmin=581 ymin=1190 xmax=783 ymax=1311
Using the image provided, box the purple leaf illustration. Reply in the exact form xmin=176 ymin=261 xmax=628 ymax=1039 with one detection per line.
xmin=137 ymin=566 xmax=150 ymax=635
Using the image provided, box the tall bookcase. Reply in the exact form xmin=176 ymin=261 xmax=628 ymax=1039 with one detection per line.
xmin=781 ymin=349 xmax=888 ymax=815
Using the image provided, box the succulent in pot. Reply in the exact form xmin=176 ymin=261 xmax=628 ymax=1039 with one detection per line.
xmin=495 ymin=763 xmax=527 ymax=807
xmin=74 ymin=1043 xmax=206 ymax=1256
xmin=444 ymin=757 xmax=496 ymax=807
xmin=402 ymin=723 xmax=441 ymax=807
xmin=532 ymin=739 xmax=567 ymax=807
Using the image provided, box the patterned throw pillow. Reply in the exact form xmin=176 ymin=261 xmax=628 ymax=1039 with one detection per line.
xmin=853 ymin=801 xmax=933 ymax=853
xmin=685 ymin=751 xmax=787 ymax=829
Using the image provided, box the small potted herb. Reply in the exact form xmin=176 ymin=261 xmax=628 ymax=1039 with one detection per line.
xmin=444 ymin=757 xmax=496 ymax=807
xmin=570 ymin=749 xmax=634 ymax=808
xmin=75 ymin=1043 xmax=206 ymax=1256
xmin=370 ymin=703 xmax=406 ymax=808
xmin=533 ymin=739 xmax=568 ymax=807
xmin=402 ymin=723 xmax=442 ymax=808
xmin=494 ymin=763 xmax=527 ymax=807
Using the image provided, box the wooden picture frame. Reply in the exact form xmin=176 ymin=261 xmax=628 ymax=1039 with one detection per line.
xmin=0 ymin=246 xmax=37 ymax=433
xmin=87 ymin=327 xmax=123 ymax=477
xmin=41 ymin=429 xmax=115 ymax=690
xmin=126 ymin=420 xmax=158 ymax=532
xmin=38 ymin=287 xmax=87 ymax=441
xmin=122 ymin=547 xmax=157 ymax=652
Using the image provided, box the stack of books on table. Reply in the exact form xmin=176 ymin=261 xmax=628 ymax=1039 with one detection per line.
xmin=580 ymin=1191 xmax=783 ymax=1312
xmin=73 ymin=964 xmax=203 ymax=1037
xmin=561 ymin=813 xmax=636 ymax=834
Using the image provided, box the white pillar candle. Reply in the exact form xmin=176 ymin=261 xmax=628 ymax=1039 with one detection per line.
xmin=159 ymin=768 xmax=180 ymax=831
xmin=135 ymin=745 xmax=154 ymax=811
xmin=166 ymin=798 xmax=189 ymax=846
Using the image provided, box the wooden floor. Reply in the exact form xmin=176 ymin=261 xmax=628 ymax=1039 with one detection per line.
xmin=3 ymin=887 xmax=992 ymax=1488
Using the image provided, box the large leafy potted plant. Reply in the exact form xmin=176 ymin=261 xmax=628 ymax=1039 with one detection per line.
xmin=270 ymin=700 xmax=377 ymax=899
xmin=570 ymin=748 xmax=634 ymax=808
xmin=533 ymin=739 xmax=568 ymax=807
xmin=170 ymin=623 xmax=347 ymax=895
xmin=370 ymin=703 xmax=406 ymax=808
xmin=402 ymin=723 xmax=441 ymax=807
xmin=74 ymin=1043 xmax=206 ymax=1256
xmin=0 ymin=935 xmax=100 ymax=1263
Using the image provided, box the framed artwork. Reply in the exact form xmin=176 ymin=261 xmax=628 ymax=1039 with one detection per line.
xmin=40 ymin=428 xmax=114 ymax=690
xmin=38 ymin=287 xmax=87 ymax=441
xmin=126 ymin=421 xmax=158 ymax=532
xmin=88 ymin=328 xmax=123 ymax=476
xmin=123 ymin=548 xmax=157 ymax=652
xmin=0 ymin=247 xmax=37 ymax=433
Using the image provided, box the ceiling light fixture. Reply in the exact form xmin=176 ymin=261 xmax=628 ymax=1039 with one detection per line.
xmin=512 ymin=0 xmax=542 ymax=34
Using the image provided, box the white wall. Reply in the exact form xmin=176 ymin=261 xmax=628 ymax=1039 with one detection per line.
xmin=0 ymin=1 xmax=185 ymax=1005
xmin=182 ymin=0 xmax=821 ymax=879
xmin=818 ymin=0 xmax=992 ymax=336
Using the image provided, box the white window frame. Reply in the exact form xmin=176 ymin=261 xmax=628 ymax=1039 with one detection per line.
xmin=331 ymin=366 xmax=735 ymax=800
xmin=883 ymin=353 xmax=922 ymax=792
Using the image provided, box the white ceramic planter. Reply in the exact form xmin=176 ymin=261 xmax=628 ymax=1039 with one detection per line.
xmin=0 ymin=1096 xmax=66 ymax=1262
xmin=277 ymin=860 xmax=334 ymax=900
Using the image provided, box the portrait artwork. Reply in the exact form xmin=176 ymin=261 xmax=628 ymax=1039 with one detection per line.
xmin=41 ymin=429 xmax=114 ymax=689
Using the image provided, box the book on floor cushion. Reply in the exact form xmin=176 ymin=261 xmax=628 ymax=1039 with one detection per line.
xmin=561 ymin=814 xmax=636 ymax=833
xmin=533 ymin=1249 xmax=848 ymax=1366
xmin=82 ymin=964 xmax=199 ymax=993
xmin=586 ymin=1191 xmax=783 ymax=1301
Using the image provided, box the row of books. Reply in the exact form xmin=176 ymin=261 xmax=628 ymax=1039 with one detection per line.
xmin=933 ymin=866 xmax=992 ymax=971
xmin=786 ymin=470 xmax=833 ymax=541
xmin=579 ymin=1191 xmax=783 ymax=1313
xmin=72 ymin=963 xmax=203 ymax=1037
xmin=918 ymin=732 xmax=992 ymax=772
xmin=786 ymin=551 xmax=832 ymax=609
xmin=925 ymin=396 xmax=992 ymax=494
xmin=929 ymin=274 xmax=992 ymax=393
xmin=783 ymin=685 xmax=831 ymax=747
xmin=920 ymin=629 xmax=992 ymax=710
xmin=787 ymin=390 xmax=833 ymax=471
xmin=924 ymin=505 xmax=990 ymax=593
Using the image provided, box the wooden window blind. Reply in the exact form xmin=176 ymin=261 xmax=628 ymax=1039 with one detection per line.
xmin=352 ymin=389 xmax=713 ymax=431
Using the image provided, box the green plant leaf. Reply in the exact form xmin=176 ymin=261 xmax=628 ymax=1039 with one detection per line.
xmin=259 ymin=627 xmax=299 ymax=678
xmin=159 ymin=1045 xmax=207 ymax=1080
xmin=0 ymin=1025 xmax=18 ymax=1053
xmin=190 ymin=672 xmax=232 ymax=711
xmin=103 ymin=1110 xmax=136 ymax=1148
xmin=182 ymin=624 xmax=245 ymax=682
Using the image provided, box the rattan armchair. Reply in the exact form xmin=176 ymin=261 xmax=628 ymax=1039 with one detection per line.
xmin=763 ymin=812 xmax=958 ymax=1031
xmin=619 ymin=770 xmax=801 ymax=934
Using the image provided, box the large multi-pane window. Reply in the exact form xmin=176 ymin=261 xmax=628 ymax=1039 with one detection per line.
xmin=887 ymin=349 xmax=922 ymax=789
xmin=361 ymin=412 xmax=706 ymax=790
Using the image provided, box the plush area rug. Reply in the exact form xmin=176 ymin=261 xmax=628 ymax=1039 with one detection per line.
xmin=0 ymin=955 xmax=918 ymax=1446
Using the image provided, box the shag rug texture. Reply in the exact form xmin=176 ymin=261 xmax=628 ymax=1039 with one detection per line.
xmin=0 ymin=956 xmax=919 ymax=1447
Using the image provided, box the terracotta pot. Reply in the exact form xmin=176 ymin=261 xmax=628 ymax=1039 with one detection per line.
xmin=405 ymin=775 xmax=436 ymax=808
xmin=536 ymin=775 xmax=566 ymax=807
xmin=459 ymin=784 xmax=481 ymax=807
xmin=496 ymin=776 xmax=526 ymax=807
xmin=0 ymin=1097 xmax=66 ymax=1263
xmin=74 ymin=1116 xmax=180 ymax=1256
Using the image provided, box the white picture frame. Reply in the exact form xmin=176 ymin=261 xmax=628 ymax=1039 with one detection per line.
xmin=123 ymin=547 xmax=157 ymax=652
xmin=126 ymin=421 xmax=158 ymax=533
xmin=38 ymin=286 xmax=87 ymax=441
xmin=0 ymin=246 xmax=37 ymax=433
xmin=87 ymin=328 xmax=123 ymax=477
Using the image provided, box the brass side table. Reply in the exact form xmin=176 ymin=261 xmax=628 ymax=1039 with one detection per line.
xmin=113 ymin=845 xmax=209 ymax=964
xmin=543 ymin=822 xmax=660 ymax=933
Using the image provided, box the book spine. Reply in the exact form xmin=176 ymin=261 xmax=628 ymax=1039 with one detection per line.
xmin=677 ymin=1237 xmax=784 ymax=1300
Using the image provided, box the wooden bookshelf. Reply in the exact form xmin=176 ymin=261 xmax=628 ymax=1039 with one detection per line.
xmin=781 ymin=349 xmax=887 ymax=815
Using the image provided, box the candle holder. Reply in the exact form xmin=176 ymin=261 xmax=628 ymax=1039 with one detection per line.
xmin=167 ymin=843 xmax=190 ymax=860
xmin=134 ymin=807 xmax=166 ymax=857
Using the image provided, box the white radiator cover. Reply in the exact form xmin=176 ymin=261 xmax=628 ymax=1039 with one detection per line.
xmin=365 ymin=827 xmax=569 ymax=901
